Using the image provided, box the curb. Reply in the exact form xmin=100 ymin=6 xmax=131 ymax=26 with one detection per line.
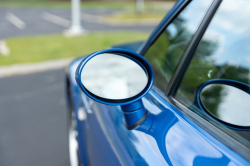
xmin=0 ymin=58 xmax=74 ymax=78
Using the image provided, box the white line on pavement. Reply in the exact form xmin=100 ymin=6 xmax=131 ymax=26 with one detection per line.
xmin=41 ymin=12 xmax=71 ymax=28
xmin=6 ymin=12 xmax=26 ymax=30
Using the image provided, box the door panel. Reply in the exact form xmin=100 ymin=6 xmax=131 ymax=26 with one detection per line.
xmin=83 ymin=94 xmax=155 ymax=166
xmin=83 ymin=107 xmax=122 ymax=166
xmin=80 ymin=88 xmax=249 ymax=166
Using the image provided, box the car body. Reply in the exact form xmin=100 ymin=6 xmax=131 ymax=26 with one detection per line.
xmin=65 ymin=0 xmax=250 ymax=165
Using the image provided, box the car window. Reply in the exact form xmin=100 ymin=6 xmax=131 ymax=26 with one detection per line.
xmin=175 ymin=0 xmax=250 ymax=147
xmin=143 ymin=0 xmax=213 ymax=91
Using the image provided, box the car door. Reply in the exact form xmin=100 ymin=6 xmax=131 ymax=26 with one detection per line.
xmin=79 ymin=0 xmax=250 ymax=165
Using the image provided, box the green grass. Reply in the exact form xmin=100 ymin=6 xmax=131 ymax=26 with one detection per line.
xmin=0 ymin=1 xmax=138 ymax=9
xmin=103 ymin=12 xmax=165 ymax=23
xmin=0 ymin=32 xmax=149 ymax=66
xmin=106 ymin=12 xmax=165 ymax=20
xmin=0 ymin=0 xmax=175 ymax=9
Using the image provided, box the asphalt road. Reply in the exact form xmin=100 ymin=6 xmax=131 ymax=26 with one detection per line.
xmin=0 ymin=69 xmax=69 ymax=166
xmin=0 ymin=7 xmax=156 ymax=39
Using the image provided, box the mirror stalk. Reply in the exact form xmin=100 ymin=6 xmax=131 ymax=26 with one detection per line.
xmin=121 ymin=99 xmax=150 ymax=130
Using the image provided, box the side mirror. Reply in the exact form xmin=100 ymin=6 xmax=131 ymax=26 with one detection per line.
xmin=75 ymin=48 xmax=154 ymax=130
xmin=196 ymin=79 xmax=250 ymax=130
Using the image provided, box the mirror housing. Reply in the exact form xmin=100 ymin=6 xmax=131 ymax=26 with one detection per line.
xmin=75 ymin=48 xmax=154 ymax=130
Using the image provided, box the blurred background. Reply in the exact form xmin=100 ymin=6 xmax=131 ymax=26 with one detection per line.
xmin=0 ymin=0 xmax=175 ymax=165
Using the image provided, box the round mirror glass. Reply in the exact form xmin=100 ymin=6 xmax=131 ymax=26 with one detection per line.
xmin=81 ymin=53 xmax=148 ymax=100
xmin=200 ymin=84 xmax=250 ymax=127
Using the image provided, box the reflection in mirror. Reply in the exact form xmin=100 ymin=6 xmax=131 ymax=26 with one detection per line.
xmin=81 ymin=53 xmax=148 ymax=100
xmin=200 ymin=84 xmax=250 ymax=127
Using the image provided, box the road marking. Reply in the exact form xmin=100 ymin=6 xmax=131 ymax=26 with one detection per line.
xmin=6 ymin=12 xmax=26 ymax=30
xmin=41 ymin=12 xmax=71 ymax=28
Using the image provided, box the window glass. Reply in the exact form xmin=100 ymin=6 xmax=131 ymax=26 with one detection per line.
xmin=143 ymin=0 xmax=213 ymax=91
xmin=176 ymin=0 xmax=250 ymax=147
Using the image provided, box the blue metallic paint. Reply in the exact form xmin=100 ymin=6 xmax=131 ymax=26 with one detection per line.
xmin=66 ymin=0 xmax=250 ymax=165
xmin=78 ymin=89 xmax=250 ymax=165
xmin=68 ymin=60 xmax=250 ymax=166
xmin=66 ymin=57 xmax=89 ymax=166
xmin=122 ymin=105 xmax=147 ymax=128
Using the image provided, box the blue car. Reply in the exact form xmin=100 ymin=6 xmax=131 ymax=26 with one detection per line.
xmin=65 ymin=0 xmax=250 ymax=165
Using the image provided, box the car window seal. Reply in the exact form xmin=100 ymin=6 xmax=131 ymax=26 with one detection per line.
xmin=165 ymin=0 xmax=222 ymax=96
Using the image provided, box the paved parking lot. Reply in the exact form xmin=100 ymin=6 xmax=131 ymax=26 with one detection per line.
xmin=0 ymin=7 xmax=155 ymax=39
xmin=0 ymin=69 xmax=69 ymax=166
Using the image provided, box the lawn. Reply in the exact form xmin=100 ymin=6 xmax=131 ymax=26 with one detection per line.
xmin=0 ymin=0 xmax=175 ymax=10
xmin=0 ymin=1 xmax=133 ymax=9
xmin=0 ymin=32 xmax=149 ymax=66
xmin=106 ymin=12 xmax=165 ymax=20
xmin=103 ymin=12 xmax=165 ymax=23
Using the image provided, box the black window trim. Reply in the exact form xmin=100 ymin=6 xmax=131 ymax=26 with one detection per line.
xmin=165 ymin=0 xmax=222 ymax=96
xmin=138 ymin=0 xmax=191 ymax=55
